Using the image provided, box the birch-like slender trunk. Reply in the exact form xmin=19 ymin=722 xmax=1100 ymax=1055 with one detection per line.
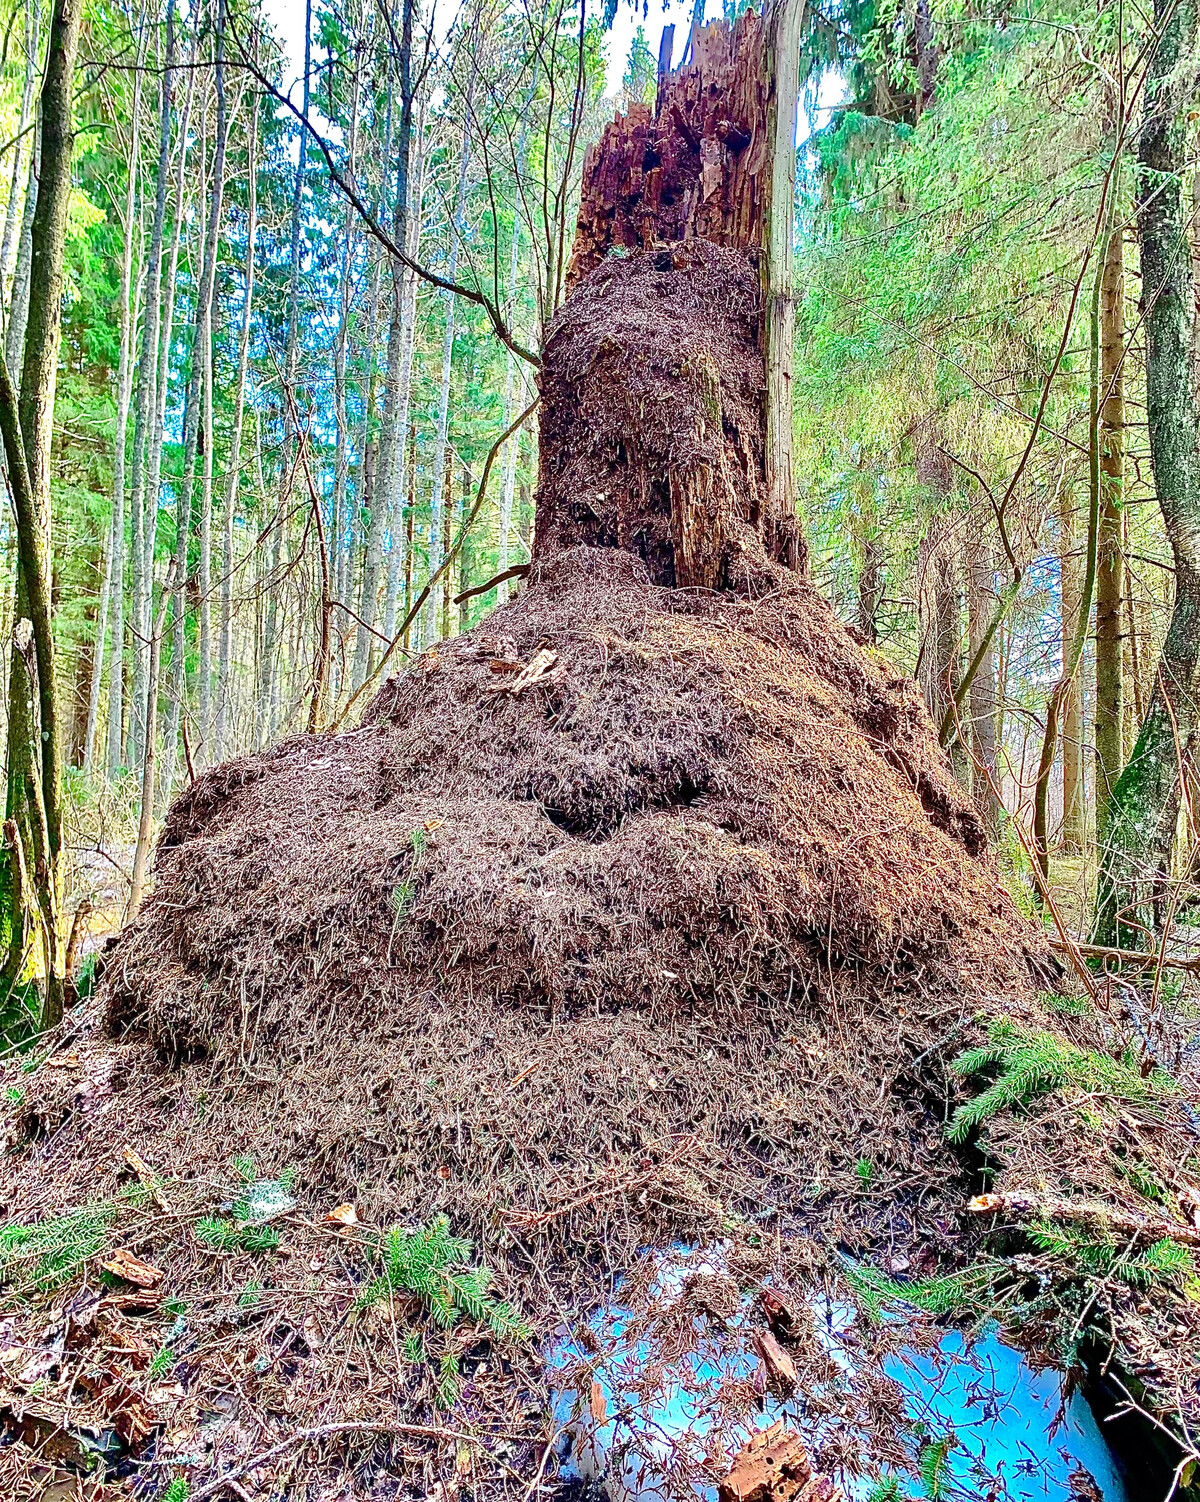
xmin=497 ymin=91 xmax=534 ymax=602
xmin=427 ymin=104 xmax=473 ymax=641
xmin=216 ymin=89 xmax=258 ymax=761
xmin=260 ymin=0 xmax=311 ymax=743
xmin=1058 ymin=487 xmax=1085 ymax=853
xmin=384 ymin=90 xmax=430 ymax=641
xmin=198 ymin=274 xmax=215 ymax=754
xmin=0 ymin=0 xmax=42 ymax=338
xmin=5 ymin=129 xmax=39 ymax=374
xmin=167 ymin=0 xmax=228 ymax=776
xmin=354 ymin=3 xmax=414 ymax=685
xmin=1095 ymin=223 xmax=1125 ymax=838
xmin=87 ymin=23 xmax=146 ymax=775
xmin=332 ymin=49 xmax=362 ymax=615
xmin=125 ymin=0 xmax=185 ymax=773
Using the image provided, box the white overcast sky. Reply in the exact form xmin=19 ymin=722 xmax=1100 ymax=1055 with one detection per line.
xmin=259 ymin=1 xmax=743 ymax=106
xmin=256 ymin=0 xmax=844 ymax=154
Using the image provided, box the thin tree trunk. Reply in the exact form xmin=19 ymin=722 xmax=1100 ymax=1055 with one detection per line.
xmin=89 ymin=23 xmax=147 ymax=777
xmin=967 ymin=529 xmax=1000 ymax=830
xmin=428 ymin=101 xmax=473 ymax=642
xmin=1095 ymin=0 xmax=1200 ymax=944
xmin=384 ymin=88 xmax=429 ymax=642
xmin=763 ymin=0 xmax=805 ymax=570
xmin=5 ymin=127 xmax=39 ymax=374
xmin=0 ymin=0 xmax=42 ymax=338
xmin=198 ymin=273 xmax=216 ymax=755
xmin=355 ymin=5 xmax=415 ymax=682
xmin=332 ymin=40 xmax=362 ymax=616
xmin=261 ymin=0 xmax=311 ymax=741
xmin=167 ymin=0 xmax=228 ymax=776
xmin=128 ymin=566 xmax=174 ymax=919
xmin=127 ymin=0 xmax=187 ymax=773
xmin=497 ymin=95 xmax=534 ymax=605
xmin=216 ymin=85 xmax=258 ymax=762
xmin=0 ymin=0 xmax=84 ymax=1025
xmin=1058 ymin=487 xmax=1085 ymax=853
xmin=1095 ymin=221 xmax=1125 ymax=838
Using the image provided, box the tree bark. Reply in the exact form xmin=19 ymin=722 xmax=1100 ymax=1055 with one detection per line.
xmin=89 ymin=25 xmax=147 ymax=777
xmin=763 ymin=0 xmax=804 ymax=571
xmin=129 ymin=565 xmax=175 ymax=919
xmin=216 ymin=81 xmax=258 ymax=762
xmin=1058 ymin=487 xmax=1085 ymax=853
xmin=1095 ymin=0 xmax=1200 ymax=944
xmin=967 ymin=528 xmax=1001 ymax=829
xmin=130 ymin=0 xmax=193 ymax=772
xmin=1095 ymin=221 xmax=1125 ymax=838
xmin=384 ymin=82 xmax=428 ymax=644
xmin=0 ymin=0 xmax=42 ymax=342
xmin=5 ymin=127 xmax=39 ymax=375
xmin=331 ymin=40 xmax=362 ymax=617
xmin=0 ymin=0 xmax=84 ymax=1025
xmin=260 ymin=0 xmax=311 ymax=740
xmin=167 ymin=0 xmax=228 ymax=776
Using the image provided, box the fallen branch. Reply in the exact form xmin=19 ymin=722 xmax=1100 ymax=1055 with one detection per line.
xmin=967 ymin=1190 xmax=1200 ymax=1247
xmin=189 ymin=1420 xmax=530 ymax=1501
xmin=454 ymin=564 xmax=529 ymax=605
xmin=1048 ymin=937 xmax=1200 ymax=973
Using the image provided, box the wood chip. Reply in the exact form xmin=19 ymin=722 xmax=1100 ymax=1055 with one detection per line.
xmin=760 ymin=1285 xmax=798 ymax=1339
xmin=752 ymin=1328 xmax=797 ymax=1397
xmin=122 ymin=1144 xmax=171 ymax=1211
xmin=101 ymin=1247 xmax=164 ymax=1288
xmin=323 ymin=1202 xmax=358 ymax=1226
xmin=719 ymin=1423 xmax=835 ymax=1502
xmin=507 ymin=648 xmax=562 ymax=695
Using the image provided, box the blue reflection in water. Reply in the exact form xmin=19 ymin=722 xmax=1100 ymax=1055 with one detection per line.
xmin=881 ymin=1329 xmax=1129 ymax=1502
xmin=547 ymin=1250 xmax=1128 ymax=1502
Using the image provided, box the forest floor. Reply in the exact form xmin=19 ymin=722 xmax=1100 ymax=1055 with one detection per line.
xmin=3 ymin=543 xmax=1200 ymax=1502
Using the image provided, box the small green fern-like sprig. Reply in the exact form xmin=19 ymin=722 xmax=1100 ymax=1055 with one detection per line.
xmin=845 ymin=1260 xmax=998 ymax=1321
xmin=948 ymin=1020 xmax=1168 ymax=1142
xmin=194 ymin=1216 xmax=279 ymax=1253
xmin=357 ymin=1216 xmax=530 ymax=1341
xmin=1 ymin=1188 xmax=147 ymax=1293
xmin=1028 ymin=1220 xmax=1197 ymax=1290
xmin=435 ymin=1348 xmax=463 ymax=1409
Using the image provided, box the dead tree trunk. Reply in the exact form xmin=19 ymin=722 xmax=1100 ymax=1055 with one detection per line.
xmin=536 ymin=3 xmax=804 ymax=591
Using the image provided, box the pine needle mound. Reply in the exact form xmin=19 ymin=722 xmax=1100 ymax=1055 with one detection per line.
xmin=108 ymin=543 xmax=1043 ymax=1055
xmin=10 ymin=244 xmax=1198 ymax=1497
xmin=70 ymin=539 xmax=1057 ymax=1278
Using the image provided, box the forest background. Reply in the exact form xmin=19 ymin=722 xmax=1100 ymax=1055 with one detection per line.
xmin=0 ymin=0 xmax=1196 ymax=1028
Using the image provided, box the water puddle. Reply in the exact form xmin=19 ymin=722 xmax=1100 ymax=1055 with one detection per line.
xmin=547 ymin=1246 xmax=1131 ymax=1502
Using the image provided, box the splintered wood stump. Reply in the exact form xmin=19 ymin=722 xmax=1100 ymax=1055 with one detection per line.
xmin=568 ymin=13 xmax=771 ymax=289
xmin=536 ymin=4 xmax=805 ymax=591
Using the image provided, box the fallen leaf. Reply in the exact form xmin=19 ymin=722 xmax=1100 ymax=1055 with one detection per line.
xmin=121 ymin=1145 xmax=171 ymax=1212
xmin=101 ymin=1248 xmax=164 ymax=1289
xmin=323 ymin=1202 xmax=358 ymax=1226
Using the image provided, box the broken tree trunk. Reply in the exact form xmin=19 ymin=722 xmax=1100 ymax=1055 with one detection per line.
xmin=536 ymin=2 xmax=805 ymax=590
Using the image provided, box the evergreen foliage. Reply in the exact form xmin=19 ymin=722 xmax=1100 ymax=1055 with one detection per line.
xmin=357 ymin=1215 xmax=529 ymax=1341
xmin=947 ymin=1020 xmax=1167 ymax=1142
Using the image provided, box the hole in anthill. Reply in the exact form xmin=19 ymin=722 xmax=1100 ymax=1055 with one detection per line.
xmin=539 ymin=774 xmax=710 ymax=843
xmin=642 ymin=147 xmax=662 ymax=171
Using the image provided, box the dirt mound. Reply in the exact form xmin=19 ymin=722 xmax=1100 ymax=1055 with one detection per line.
xmin=7 ymin=231 xmax=1197 ymax=1500
xmin=8 ymin=542 xmax=1200 ymax=1495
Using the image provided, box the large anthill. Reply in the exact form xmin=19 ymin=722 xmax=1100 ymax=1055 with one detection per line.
xmin=3 ymin=8 xmax=1199 ymax=1500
